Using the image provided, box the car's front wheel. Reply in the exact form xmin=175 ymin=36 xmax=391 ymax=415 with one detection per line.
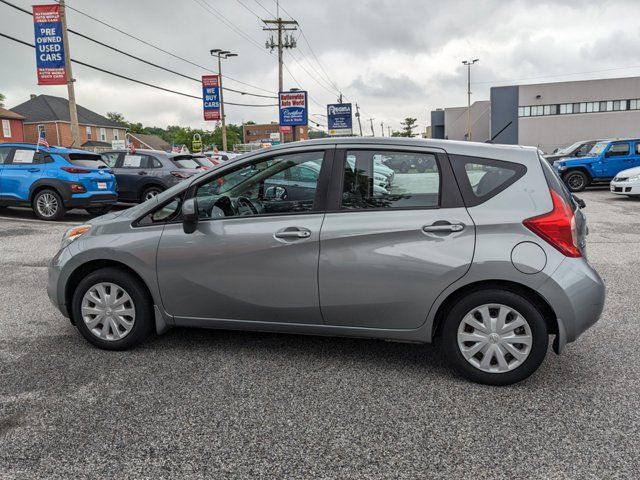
xmin=442 ymin=289 xmax=548 ymax=385
xmin=71 ymin=267 xmax=154 ymax=350
xmin=563 ymin=170 xmax=589 ymax=192
xmin=33 ymin=189 xmax=66 ymax=221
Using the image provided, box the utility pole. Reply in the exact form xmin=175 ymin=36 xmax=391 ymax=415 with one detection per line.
xmin=59 ymin=0 xmax=79 ymax=147
xmin=263 ymin=17 xmax=298 ymax=94
xmin=210 ymin=49 xmax=238 ymax=152
xmin=338 ymin=93 xmax=343 ymax=104
xmin=367 ymin=117 xmax=375 ymax=137
xmin=355 ymin=103 xmax=363 ymax=136
xmin=380 ymin=121 xmax=384 ymax=137
xmin=462 ymin=58 xmax=479 ymax=141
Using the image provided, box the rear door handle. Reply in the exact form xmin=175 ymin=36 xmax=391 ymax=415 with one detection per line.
xmin=28 ymin=168 xmax=40 ymax=172
xmin=422 ymin=223 xmax=465 ymax=233
xmin=138 ymin=171 xmax=148 ymax=175
xmin=274 ymin=227 xmax=312 ymax=240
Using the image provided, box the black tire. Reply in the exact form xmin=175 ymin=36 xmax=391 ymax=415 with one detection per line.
xmin=399 ymin=162 xmax=409 ymax=173
xmin=32 ymin=188 xmax=66 ymax=221
xmin=563 ymin=170 xmax=589 ymax=192
xmin=441 ymin=289 xmax=548 ymax=386
xmin=86 ymin=205 xmax=113 ymax=216
xmin=140 ymin=186 xmax=163 ymax=203
xmin=71 ymin=267 xmax=154 ymax=350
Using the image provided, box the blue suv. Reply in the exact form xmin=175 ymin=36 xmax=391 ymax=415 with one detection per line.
xmin=0 ymin=143 xmax=117 ymax=220
xmin=554 ymin=139 xmax=640 ymax=192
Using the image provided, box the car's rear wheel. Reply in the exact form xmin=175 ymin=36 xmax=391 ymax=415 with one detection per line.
xmin=442 ymin=289 xmax=548 ymax=385
xmin=33 ymin=189 xmax=66 ymax=221
xmin=71 ymin=267 xmax=154 ymax=350
xmin=563 ymin=170 xmax=589 ymax=192
xmin=86 ymin=205 xmax=113 ymax=216
xmin=141 ymin=186 xmax=163 ymax=203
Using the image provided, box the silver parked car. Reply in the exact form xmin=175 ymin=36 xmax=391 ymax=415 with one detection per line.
xmin=48 ymin=138 xmax=605 ymax=385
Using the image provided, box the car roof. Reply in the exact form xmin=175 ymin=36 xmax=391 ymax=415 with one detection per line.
xmin=0 ymin=142 xmax=94 ymax=154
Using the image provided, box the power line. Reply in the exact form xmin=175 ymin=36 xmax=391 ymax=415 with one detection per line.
xmin=51 ymin=0 xmax=276 ymax=95
xmin=287 ymin=48 xmax=342 ymax=97
xmin=252 ymin=0 xmax=273 ymax=17
xmin=0 ymin=32 xmax=277 ymax=107
xmin=0 ymin=0 xmax=276 ymax=98
xmin=234 ymin=0 xmax=263 ymax=22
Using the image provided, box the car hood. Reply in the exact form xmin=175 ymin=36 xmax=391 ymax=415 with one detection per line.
xmin=615 ymin=166 xmax=640 ymax=177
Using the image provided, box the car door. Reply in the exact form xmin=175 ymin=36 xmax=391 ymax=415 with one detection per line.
xmin=155 ymin=147 xmax=333 ymax=324
xmin=0 ymin=146 xmax=13 ymax=200
xmin=0 ymin=147 xmax=44 ymax=202
xmin=601 ymin=142 xmax=631 ymax=178
xmin=114 ymin=153 xmax=149 ymax=201
xmin=318 ymin=147 xmax=474 ymax=330
xmin=632 ymin=142 xmax=640 ymax=168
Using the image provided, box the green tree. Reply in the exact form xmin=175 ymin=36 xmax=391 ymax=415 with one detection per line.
xmin=106 ymin=111 xmax=126 ymax=126
xmin=397 ymin=117 xmax=418 ymax=137
xmin=0 ymin=93 xmax=5 ymax=108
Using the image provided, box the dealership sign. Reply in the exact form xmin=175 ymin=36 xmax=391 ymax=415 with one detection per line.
xmin=32 ymin=4 xmax=67 ymax=85
xmin=202 ymin=75 xmax=221 ymax=121
xmin=327 ymin=103 xmax=353 ymax=136
xmin=279 ymin=91 xmax=308 ymax=126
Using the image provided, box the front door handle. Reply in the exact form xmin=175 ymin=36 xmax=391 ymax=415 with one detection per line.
xmin=422 ymin=223 xmax=465 ymax=233
xmin=138 ymin=171 xmax=148 ymax=175
xmin=28 ymin=168 xmax=40 ymax=173
xmin=274 ymin=227 xmax=312 ymax=240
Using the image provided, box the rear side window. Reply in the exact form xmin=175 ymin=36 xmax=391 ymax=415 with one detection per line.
xmin=101 ymin=152 xmax=119 ymax=167
xmin=450 ymin=154 xmax=526 ymax=207
xmin=341 ymin=150 xmax=440 ymax=210
xmin=608 ymin=143 xmax=630 ymax=156
xmin=65 ymin=153 xmax=108 ymax=168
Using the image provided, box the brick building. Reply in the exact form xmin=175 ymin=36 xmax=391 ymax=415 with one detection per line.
xmin=10 ymin=94 xmax=126 ymax=150
xmin=243 ymin=122 xmax=309 ymax=144
xmin=0 ymin=108 xmax=25 ymax=143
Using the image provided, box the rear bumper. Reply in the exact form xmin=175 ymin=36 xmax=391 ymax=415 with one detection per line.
xmin=65 ymin=193 xmax=117 ymax=209
xmin=538 ymin=257 xmax=605 ymax=351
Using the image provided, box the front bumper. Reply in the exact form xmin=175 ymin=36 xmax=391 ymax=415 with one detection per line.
xmin=610 ymin=180 xmax=640 ymax=195
xmin=538 ymin=257 xmax=605 ymax=352
xmin=47 ymin=246 xmax=73 ymax=319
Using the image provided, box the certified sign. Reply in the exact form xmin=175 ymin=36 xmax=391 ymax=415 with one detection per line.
xmin=202 ymin=75 xmax=221 ymax=121
xmin=279 ymin=91 xmax=308 ymax=127
xmin=327 ymin=103 xmax=353 ymax=136
xmin=32 ymin=4 xmax=67 ymax=86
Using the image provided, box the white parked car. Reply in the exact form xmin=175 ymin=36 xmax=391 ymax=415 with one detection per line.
xmin=610 ymin=166 xmax=640 ymax=198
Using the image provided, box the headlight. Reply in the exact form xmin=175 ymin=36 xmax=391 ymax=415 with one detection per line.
xmin=61 ymin=224 xmax=91 ymax=249
xmin=629 ymin=175 xmax=639 ymax=182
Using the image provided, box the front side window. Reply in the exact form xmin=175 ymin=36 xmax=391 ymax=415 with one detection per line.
xmin=342 ymin=150 xmax=440 ymax=210
xmin=194 ymin=151 xmax=325 ymax=220
xmin=608 ymin=143 xmax=630 ymax=156
xmin=635 ymin=143 xmax=640 ymax=155
xmin=2 ymin=119 xmax=11 ymax=137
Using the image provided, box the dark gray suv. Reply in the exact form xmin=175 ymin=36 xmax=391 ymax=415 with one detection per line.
xmin=100 ymin=149 xmax=201 ymax=203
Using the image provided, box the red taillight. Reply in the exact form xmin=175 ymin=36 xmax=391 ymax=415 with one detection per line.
xmin=523 ymin=189 xmax=581 ymax=258
xmin=170 ymin=171 xmax=192 ymax=179
xmin=61 ymin=166 xmax=91 ymax=174
xmin=70 ymin=183 xmax=86 ymax=193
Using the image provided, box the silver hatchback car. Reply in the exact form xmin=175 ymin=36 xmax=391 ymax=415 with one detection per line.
xmin=48 ymin=138 xmax=605 ymax=385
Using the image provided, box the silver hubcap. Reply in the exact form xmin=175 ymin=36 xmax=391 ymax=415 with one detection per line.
xmin=457 ymin=304 xmax=533 ymax=374
xmin=36 ymin=193 xmax=58 ymax=217
xmin=81 ymin=282 xmax=136 ymax=341
xmin=144 ymin=190 xmax=159 ymax=201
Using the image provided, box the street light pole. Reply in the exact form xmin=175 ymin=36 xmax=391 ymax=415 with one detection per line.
xmin=462 ymin=58 xmax=479 ymax=141
xmin=210 ymin=49 xmax=237 ymax=152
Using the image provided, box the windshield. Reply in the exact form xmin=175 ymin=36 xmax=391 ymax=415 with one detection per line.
xmin=555 ymin=141 xmax=583 ymax=156
xmin=589 ymin=142 xmax=608 ymax=156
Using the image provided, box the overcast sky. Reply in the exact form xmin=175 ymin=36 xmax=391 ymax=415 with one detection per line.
xmin=2 ymin=0 xmax=640 ymax=134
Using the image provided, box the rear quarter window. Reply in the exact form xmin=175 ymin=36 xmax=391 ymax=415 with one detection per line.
xmin=450 ymin=154 xmax=527 ymax=207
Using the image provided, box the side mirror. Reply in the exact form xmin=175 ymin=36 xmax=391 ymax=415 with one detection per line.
xmin=265 ymin=185 xmax=288 ymax=200
xmin=182 ymin=197 xmax=198 ymax=234
xmin=573 ymin=194 xmax=586 ymax=209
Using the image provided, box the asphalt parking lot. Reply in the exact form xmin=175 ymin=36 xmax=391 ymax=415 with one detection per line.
xmin=1 ymin=190 xmax=639 ymax=479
